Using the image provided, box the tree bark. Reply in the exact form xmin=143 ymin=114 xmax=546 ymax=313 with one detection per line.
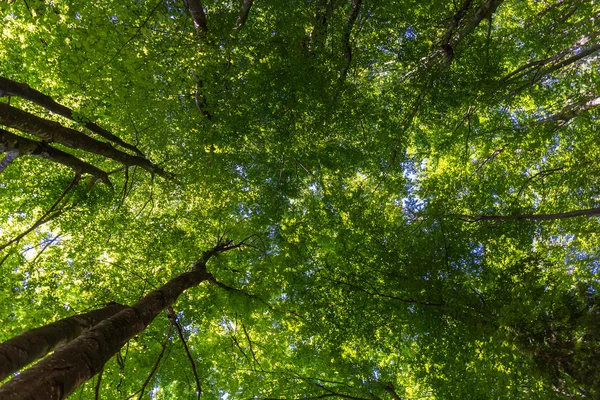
xmin=184 ymin=0 xmax=208 ymax=36
xmin=0 ymin=149 xmax=19 ymax=173
xmin=233 ymin=0 xmax=253 ymax=30
xmin=0 ymin=128 xmax=111 ymax=184
xmin=0 ymin=76 xmax=143 ymax=156
xmin=0 ymin=303 xmax=127 ymax=381
xmin=0 ymin=103 xmax=168 ymax=178
xmin=0 ymin=242 xmax=240 ymax=399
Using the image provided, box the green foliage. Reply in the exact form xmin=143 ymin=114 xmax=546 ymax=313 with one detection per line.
xmin=1 ymin=0 xmax=599 ymax=398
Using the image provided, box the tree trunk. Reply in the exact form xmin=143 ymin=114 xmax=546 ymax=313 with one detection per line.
xmin=0 ymin=302 xmax=127 ymax=381
xmin=0 ymin=242 xmax=238 ymax=399
xmin=0 ymin=103 xmax=168 ymax=178
xmin=0 ymin=76 xmax=143 ymax=156
xmin=0 ymin=128 xmax=111 ymax=184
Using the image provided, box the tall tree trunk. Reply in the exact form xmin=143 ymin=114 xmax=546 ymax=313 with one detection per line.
xmin=0 ymin=242 xmax=240 ymax=399
xmin=0 ymin=76 xmax=144 ymax=156
xmin=0 ymin=103 xmax=168 ymax=178
xmin=0 ymin=303 xmax=127 ymax=381
xmin=0 ymin=128 xmax=111 ymax=184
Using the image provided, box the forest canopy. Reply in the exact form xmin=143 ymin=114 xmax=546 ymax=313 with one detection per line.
xmin=0 ymin=0 xmax=599 ymax=398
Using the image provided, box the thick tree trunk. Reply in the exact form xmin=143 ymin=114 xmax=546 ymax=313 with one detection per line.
xmin=0 ymin=103 xmax=168 ymax=177
xmin=0 ymin=303 xmax=127 ymax=382
xmin=0 ymin=76 xmax=143 ymax=156
xmin=0 ymin=128 xmax=111 ymax=184
xmin=0 ymin=242 xmax=238 ymax=399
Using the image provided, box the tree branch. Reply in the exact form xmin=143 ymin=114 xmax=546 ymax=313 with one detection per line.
xmin=0 ymin=173 xmax=81 ymax=252
xmin=127 ymin=319 xmax=174 ymax=400
xmin=184 ymin=0 xmax=208 ymax=36
xmin=0 ymin=128 xmax=111 ymax=183
xmin=460 ymin=207 xmax=600 ymax=222
xmin=233 ymin=0 xmax=253 ymax=31
xmin=0 ymin=103 xmax=168 ymax=177
xmin=0 ymin=76 xmax=143 ymax=156
xmin=167 ymin=308 xmax=202 ymax=399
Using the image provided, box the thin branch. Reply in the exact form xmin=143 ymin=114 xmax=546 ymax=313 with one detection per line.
xmin=94 ymin=367 xmax=103 ymax=400
xmin=127 ymin=319 xmax=174 ymax=400
xmin=459 ymin=207 xmax=600 ymax=222
xmin=96 ymin=0 xmax=164 ymax=75
xmin=0 ymin=174 xmax=80 ymax=251
xmin=241 ymin=323 xmax=261 ymax=370
xmin=332 ymin=278 xmax=445 ymax=307
xmin=168 ymin=308 xmax=202 ymax=399
xmin=470 ymin=147 xmax=504 ymax=177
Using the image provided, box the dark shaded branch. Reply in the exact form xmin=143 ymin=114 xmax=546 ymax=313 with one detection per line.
xmin=0 ymin=103 xmax=168 ymax=177
xmin=382 ymin=383 xmax=401 ymax=400
xmin=94 ymin=368 xmax=103 ymax=400
xmin=0 ymin=128 xmax=111 ymax=183
xmin=184 ymin=0 xmax=208 ymax=36
xmin=241 ymin=323 xmax=261 ymax=369
xmin=460 ymin=207 xmax=600 ymax=222
xmin=233 ymin=0 xmax=253 ymax=30
xmin=308 ymin=0 xmax=339 ymax=53
xmin=0 ymin=76 xmax=143 ymax=156
xmin=515 ymin=166 xmax=565 ymax=199
xmin=441 ymin=0 xmax=474 ymax=46
xmin=190 ymin=70 xmax=212 ymax=120
xmin=168 ymin=308 xmax=202 ymax=399
xmin=338 ymin=0 xmax=362 ymax=83
xmin=455 ymin=0 xmax=503 ymax=43
xmin=470 ymin=147 xmax=504 ymax=177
